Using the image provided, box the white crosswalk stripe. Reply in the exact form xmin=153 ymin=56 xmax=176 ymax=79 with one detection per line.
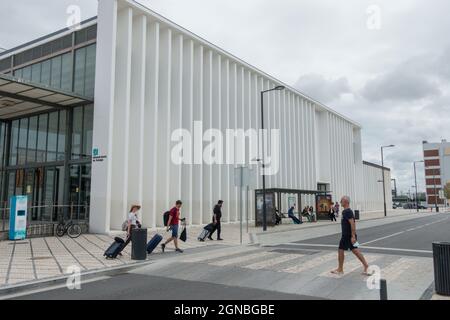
xmin=380 ymin=257 xmax=423 ymax=282
xmin=181 ymin=247 xmax=257 ymax=263
xmin=320 ymin=254 xmax=379 ymax=278
xmin=210 ymin=251 xmax=278 ymax=267
xmin=281 ymin=252 xmax=336 ymax=274
xmin=242 ymin=254 xmax=303 ymax=270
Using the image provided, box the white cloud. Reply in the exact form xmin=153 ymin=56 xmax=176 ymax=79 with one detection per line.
xmin=293 ymin=74 xmax=351 ymax=104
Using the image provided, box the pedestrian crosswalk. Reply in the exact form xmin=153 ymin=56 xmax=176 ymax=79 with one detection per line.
xmin=210 ymin=251 xmax=278 ymax=267
xmin=319 ymin=254 xmax=379 ymax=278
xmin=242 ymin=254 xmax=302 ymax=270
xmin=281 ymin=252 xmax=336 ymax=274
xmin=379 ymin=257 xmax=424 ymax=282
xmin=180 ymin=247 xmax=432 ymax=285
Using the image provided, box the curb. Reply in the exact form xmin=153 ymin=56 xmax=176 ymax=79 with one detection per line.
xmin=0 ymin=259 xmax=154 ymax=299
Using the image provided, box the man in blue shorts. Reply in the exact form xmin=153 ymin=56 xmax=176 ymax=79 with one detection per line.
xmin=331 ymin=196 xmax=370 ymax=276
xmin=161 ymin=200 xmax=184 ymax=253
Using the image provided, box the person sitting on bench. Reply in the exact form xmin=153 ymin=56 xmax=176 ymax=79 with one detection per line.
xmin=302 ymin=206 xmax=312 ymax=222
xmin=288 ymin=204 xmax=302 ymax=224
xmin=274 ymin=208 xmax=282 ymax=225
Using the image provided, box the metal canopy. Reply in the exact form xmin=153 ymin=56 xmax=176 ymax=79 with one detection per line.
xmin=0 ymin=74 xmax=93 ymax=120
xmin=255 ymin=188 xmax=331 ymax=195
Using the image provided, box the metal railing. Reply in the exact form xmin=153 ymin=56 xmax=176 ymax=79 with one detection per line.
xmin=0 ymin=201 xmax=90 ymax=232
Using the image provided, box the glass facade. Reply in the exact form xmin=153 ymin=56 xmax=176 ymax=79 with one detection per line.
xmin=0 ymin=105 xmax=93 ymax=224
xmin=0 ymin=35 xmax=96 ymax=230
xmin=12 ymin=43 xmax=96 ymax=98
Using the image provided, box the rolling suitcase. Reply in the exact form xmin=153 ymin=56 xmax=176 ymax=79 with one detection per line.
xmin=104 ymin=237 xmax=125 ymax=259
xmin=198 ymin=229 xmax=210 ymax=241
xmin=204 ymin=223 xmax=215 ymax=232
xmin=147 ymin=234 xmax=163 ymax=254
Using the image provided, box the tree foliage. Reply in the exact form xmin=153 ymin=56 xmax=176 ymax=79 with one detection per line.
xmin=444 ymin=182 xmax=450 ymax=200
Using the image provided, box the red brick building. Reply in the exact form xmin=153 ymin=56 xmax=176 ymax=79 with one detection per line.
xmin=422 ymin=140 xmax=450 ymax=207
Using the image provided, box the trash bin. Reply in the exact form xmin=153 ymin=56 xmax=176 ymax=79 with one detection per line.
xmin=131 ymin=228 xmax=148 ymax=261
xmin=355 ymin=210 xmax=360 ymax=220
xmin=433 ymin=242 xmax=450 ymax=296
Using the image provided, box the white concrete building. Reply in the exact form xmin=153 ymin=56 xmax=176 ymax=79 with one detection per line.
xmin=90 ymin=0 xmax=385 ymax=233
xmin=361 ymin=161 xmax=393 ymax=212
xmin=0 ymin=0 xmax=392 ymax=236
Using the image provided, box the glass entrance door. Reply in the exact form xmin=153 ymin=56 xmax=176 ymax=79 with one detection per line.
xmin=24 ymin=168 xmax=44 ymax=221
xmin=69 ymin=164 xmax=91 ymax=221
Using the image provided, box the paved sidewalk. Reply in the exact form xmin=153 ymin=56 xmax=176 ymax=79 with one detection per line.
xmin=0 ymin=208 xmax=443 ymax=291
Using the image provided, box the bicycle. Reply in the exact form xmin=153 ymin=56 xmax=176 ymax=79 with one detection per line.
xmin=56 ymin=220 xmax=82 ymax=238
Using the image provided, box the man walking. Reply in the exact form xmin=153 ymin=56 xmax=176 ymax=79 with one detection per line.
xmin=161 ymin=200 xmax=184 ymax=253
xmin=209 ymin=200 xmax=224 ymax=241
xmin=331 ymin=196 xmax=370 ymax=276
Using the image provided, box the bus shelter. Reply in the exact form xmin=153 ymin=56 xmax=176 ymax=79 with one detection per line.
xmin=254 ymin=188 xmax=332 ymax=227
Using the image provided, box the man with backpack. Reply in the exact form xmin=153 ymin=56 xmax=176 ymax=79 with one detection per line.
xmin=161 ymin=200 xmax=184 ymax=253
xmin=209 ymin=200 xmax=224 ymax=241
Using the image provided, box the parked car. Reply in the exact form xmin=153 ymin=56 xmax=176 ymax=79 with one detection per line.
xmin=403 ymin=203 xmax=427 ymax=210
xmin=403 ymin=203 xmax=413 ymax=209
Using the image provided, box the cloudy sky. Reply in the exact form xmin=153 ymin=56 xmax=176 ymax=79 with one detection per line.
xmin=1 ymin=0 xmax=449 ymax=194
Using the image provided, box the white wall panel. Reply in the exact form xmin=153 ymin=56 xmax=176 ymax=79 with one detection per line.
xmin=142 ymin=21 xmax=159 ymax=228
xmin=128 ymin=14 xmax=147 ymax=214
xmin=192 ymin=44 xmax=203 ymax=225
xmin=202 ymin=50 xmax=213 ymax=224
xmin=110 ymin=7 xmax=132 ymax=230
xmin=155 ymin=27 xmax=172 ymax=224
xmin=181 ymin=39 xmax=194 ymax=223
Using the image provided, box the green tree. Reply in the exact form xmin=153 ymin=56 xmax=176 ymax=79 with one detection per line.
xmin=444 ymin=182 xmax=450 ymax=200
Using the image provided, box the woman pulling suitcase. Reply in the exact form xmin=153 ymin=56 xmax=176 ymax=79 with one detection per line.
xmin=105 ymin=205 xmax=141 ymax=259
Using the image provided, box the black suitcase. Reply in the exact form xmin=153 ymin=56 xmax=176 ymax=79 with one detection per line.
xmin=204 ymin=223 xmax=215 ymax=232
xmin=147 ymin=234 xmax=163 ymax=254
xmin=104 ymin=237 xmax=125 ymax=259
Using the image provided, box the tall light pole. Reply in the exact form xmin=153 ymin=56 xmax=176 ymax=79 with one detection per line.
xmin=260 ymin=85 xmax=285 ymax=231
xmin=433 ymin=175 xmax=439 ymax=212
xmin=391 ymin=178 xmax=397 ymax=198
xmin=413 ymin=160 xmax=424 ymax=212
xmin=381 ymin=145 xmax=395 ymax=217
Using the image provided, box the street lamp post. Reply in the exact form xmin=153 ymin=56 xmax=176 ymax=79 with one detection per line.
xmin=411 ymin=185 xmax=417 ymax=209
xmin=260 ymin=85 xmax=285 ymax=231
xmin=414 ymin=160 xmax=424 ymax=212
xmin=391 ymin=178 xmax=397 ymax=198
xmin=381 ymin=145 xmax=395 ymax=217
xmin=433 ymin=175 xmax=439 ymax=212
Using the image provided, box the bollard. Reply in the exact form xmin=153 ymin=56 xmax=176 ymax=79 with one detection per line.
xmin=433 ymin=242 xmax=450 ymax=296
xmin=131 ymin=228 xmax=148 ymax=260
xmin=380 ymin=279 xmax=388 ymax=300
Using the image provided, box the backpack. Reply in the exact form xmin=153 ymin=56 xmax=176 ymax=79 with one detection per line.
xmin=163 ymin=211 xmax=171 ymax=227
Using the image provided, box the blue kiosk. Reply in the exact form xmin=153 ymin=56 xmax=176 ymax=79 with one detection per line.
xmin=9 ymin=195 xmax=28 ymax=240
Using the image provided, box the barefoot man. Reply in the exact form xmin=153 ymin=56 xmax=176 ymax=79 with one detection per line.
xmin=331 ymin=196 xmax=371 ymax=276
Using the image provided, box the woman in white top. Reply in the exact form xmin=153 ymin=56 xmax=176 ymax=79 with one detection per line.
xmin=126 ymin=205 xmax=141 ymax=240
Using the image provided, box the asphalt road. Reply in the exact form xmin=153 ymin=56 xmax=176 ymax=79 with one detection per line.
xmin=13 ymin=273 xmax=319 ymax=300
xmin=291 ymin=213 xmax=450 ymax=257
